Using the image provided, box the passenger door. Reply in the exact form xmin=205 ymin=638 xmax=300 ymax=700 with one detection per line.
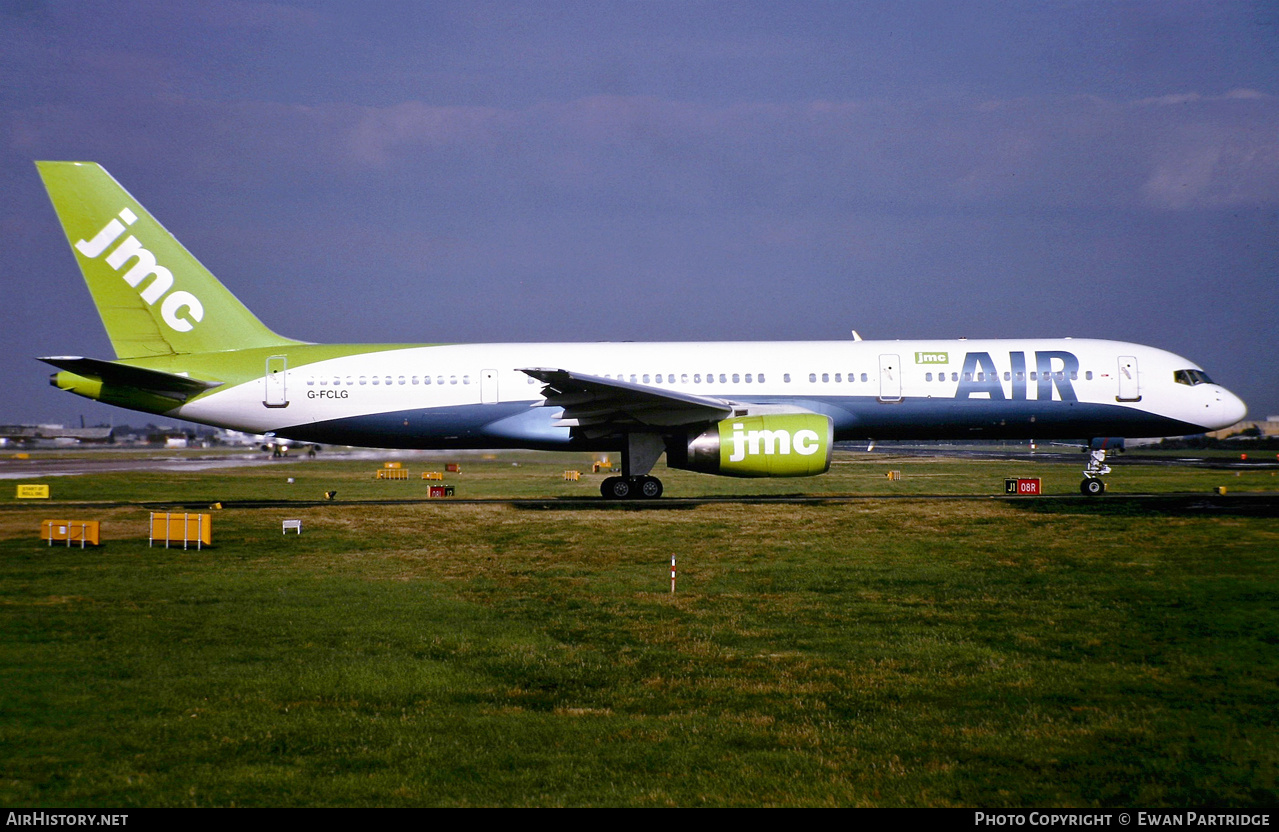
xmin=1117 ymin=356 xmax=1141 ymax=402
xmin=264 ymin=355 xmax=288 ymax=408
xmin=481 ymin=369 xmax=499 ymax=404
xmin=878 ymin=354 xmax=901 ymax=402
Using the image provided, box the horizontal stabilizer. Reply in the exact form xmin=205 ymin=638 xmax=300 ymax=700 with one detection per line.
xmin=38 ymin=356 xmax=222 ymax=398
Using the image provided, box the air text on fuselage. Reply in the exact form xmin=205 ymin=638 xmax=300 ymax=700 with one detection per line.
xmin=953 ymin=351 xmax=1079 ymax=401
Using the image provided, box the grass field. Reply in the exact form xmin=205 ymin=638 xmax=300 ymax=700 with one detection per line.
xmin=1 ymin=450 xmax=1276 ymax=806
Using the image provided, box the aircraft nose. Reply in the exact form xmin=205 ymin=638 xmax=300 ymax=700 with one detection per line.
xmin=1219 ymin=389 xmax=1248 ymax=427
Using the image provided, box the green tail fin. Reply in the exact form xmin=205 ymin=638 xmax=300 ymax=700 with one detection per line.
xmin=36 ymin=161 xmax=300 ymax=358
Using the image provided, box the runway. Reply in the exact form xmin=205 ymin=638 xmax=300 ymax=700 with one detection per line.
xmin=8 ymin=491 xmax=1279 ymax=516
xmin=0 ymin=453 xmax=279 ymax=480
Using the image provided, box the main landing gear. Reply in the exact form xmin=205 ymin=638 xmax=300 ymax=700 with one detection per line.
xmin=1080 ymin=448 xmax=1111 ymax=496
xmin=601 ymin=475 xmax=664 ymax=500
xmin=600 ymin=433 xmax=667 ymax=500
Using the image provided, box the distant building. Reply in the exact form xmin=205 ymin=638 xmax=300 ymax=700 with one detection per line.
xmin=0 ymin=424 xmax=114 ymax=444
xmin=1207 ymin=419 xmax=1279 ymax=440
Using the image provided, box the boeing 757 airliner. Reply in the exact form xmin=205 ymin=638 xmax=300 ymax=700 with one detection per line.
xmin=35 ymin=162 xmax=1247 ymax=498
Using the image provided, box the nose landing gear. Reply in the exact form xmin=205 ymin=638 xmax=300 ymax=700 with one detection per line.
xmin=1080 ymin=448 xmax=1111 ymax=495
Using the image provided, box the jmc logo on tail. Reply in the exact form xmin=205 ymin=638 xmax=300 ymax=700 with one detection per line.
xmin=75 ymin=209 xmax=204 ymax=332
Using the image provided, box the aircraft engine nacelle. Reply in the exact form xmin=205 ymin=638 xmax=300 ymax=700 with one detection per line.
xmin=668 ymin=413 xmax=833 ymax=478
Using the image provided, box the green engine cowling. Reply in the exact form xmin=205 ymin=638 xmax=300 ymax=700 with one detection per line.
xmin=668 ymin=413 xmax=834 ymax=477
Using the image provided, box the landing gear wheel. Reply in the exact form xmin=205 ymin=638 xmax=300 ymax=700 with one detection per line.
xmin=602 ymin=476 xmax=632 ymax=500
xmin=1080 ymin=478 xmax=1106 ymax=496
xmin=638 ymin=476 xmax=664 ymax=499
xmin=601 ymin=476 xmax=664 ymax=499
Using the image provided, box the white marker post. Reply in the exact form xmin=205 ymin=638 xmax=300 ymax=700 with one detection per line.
xmin=670 ymin=554 xmax=676 ymax=594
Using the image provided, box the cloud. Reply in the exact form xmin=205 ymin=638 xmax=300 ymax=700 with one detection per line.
xmin=8 ymin=85 xmax=1278 ymax=215
xmin=348 ymin=101 xmax=515 ymax=164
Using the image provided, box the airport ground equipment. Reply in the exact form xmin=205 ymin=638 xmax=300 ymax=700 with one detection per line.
xmin=42 ymin=519 xmax=100 ymax=547
xmin=564 ymin=470 xmax=581 ymax=481
xmin=149 ymin=512 xmax=211 ymax=549
xmin=282 ymin=519 xmax=302 ymax=534
xmin=375 ymin=468 xmax=408 ymax=480
xmin=423 ymin=471 xmax=443 ymax=480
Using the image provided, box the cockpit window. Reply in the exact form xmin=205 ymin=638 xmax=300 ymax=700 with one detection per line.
xmin=1174 ymin=369 xmax=1214 ymax=386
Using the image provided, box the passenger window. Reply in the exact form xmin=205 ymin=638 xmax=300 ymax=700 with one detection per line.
xmin=450 ymin=376 xmax=457 ymax=385
xmin=463 ymin=375 xmax=470 ymax=385
xmin=681 ymin=374 xmax=688 ymax=383
xmin=834 ymin=373 xmax=841 ymax=382
xmin=784 ymin=373 xmax=791 ymax=383
xmin=745 ymin=374 xmax=753 ymax=383
xmin=822 ymin=373 xmax=829 ymax=383
xmin=1086 ymin=371 xmax=1093 ymax=381
xmin=864 ymin=373 xmax=871 ymax=383
xmin=809 ymin=373 xmax=817 ymax=383
xmin=732 ymin=373 xmax=740 ymax=383
xmin=694 ymin=374 xmax=701 ymax=383
xmin=719 ymin=374 xmax=727 ymax=383
xmin=926 ymin=372 xmax=933 ymax=382
xmin=759 ymin=373 xmax=766 ymax=383
xmin=643 ymin=374 xmax=650 ymax=383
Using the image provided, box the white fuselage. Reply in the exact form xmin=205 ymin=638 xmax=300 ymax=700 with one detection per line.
xmin=175 ymin=338 xmax=1246 ymax=448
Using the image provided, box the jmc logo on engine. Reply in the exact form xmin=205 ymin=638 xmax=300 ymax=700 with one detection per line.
xmin=716 ymin=414 xmax=833 ymax=477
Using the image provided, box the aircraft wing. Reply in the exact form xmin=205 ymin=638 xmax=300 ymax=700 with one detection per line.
xmin=519 ymin=367 xmax=735 ymax=430
xmin=39 ymin=356 xmax=223 ymax=400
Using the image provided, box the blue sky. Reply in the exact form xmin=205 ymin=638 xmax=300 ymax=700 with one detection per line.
xmin=3 ymin=0 xmax=1277 ymax=424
